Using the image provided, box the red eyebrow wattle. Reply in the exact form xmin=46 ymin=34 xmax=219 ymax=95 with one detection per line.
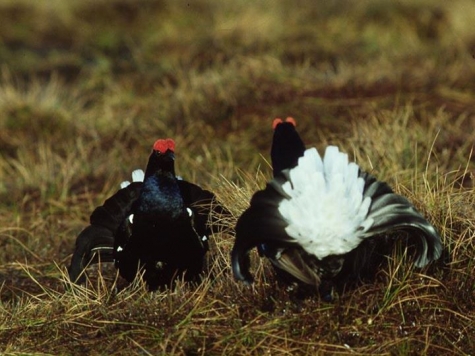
xmin=272 ymin=118 xmax=284 ymax=129
xmin=153 ymin=138 xmax=175 ymax=153
xmin=285 ymin=117 xmax=296 ymax=126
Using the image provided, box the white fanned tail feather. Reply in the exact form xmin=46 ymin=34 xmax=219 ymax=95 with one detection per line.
xmin=120 ymin=169 xmax=145 ymax=188
xmin=277 ymin=146 xmax=441 ymax=266
xmin=120 ymin=181 xmax=130 ymax=189
xmin=132 ymin=169 xmax=145 ymax=182
xmin=278 ymin=147 xmax=371 ymax=259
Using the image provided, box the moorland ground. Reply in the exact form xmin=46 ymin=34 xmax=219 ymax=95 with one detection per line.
xmin=0 ymin=0 xmax=474 ymax=354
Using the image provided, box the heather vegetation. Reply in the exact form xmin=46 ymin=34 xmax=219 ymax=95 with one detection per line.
xmin=0 ymin=0 xmax=474 ymax=354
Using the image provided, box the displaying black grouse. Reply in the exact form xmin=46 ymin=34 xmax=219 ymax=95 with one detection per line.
xmin=68 ymin=138 xmax=228 ymax=289
xmin=231 ymin=118 xmax=442 ymax=299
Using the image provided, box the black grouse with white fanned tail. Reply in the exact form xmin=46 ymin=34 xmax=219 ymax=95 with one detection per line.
xmin=231 ymin=118 xmax=442 ymax=299
xmin=68 ymin=139 xmax=228 ymax=289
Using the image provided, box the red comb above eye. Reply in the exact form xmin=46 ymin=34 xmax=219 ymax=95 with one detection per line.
xmin=165 ymin=138 xmax=175 ymax=152
xmin=285 ymin=117 xmax=296 ymax=126
xmin=153 ymin=138 xmax=175 ymax=153
xmin=272 ymin=118 xmax=283 ymax=129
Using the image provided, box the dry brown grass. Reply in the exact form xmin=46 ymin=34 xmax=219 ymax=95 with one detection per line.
xmin=0 ymin=0 xmax=474 ymax=354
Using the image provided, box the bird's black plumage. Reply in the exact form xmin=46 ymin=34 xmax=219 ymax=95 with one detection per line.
xmin=231 ymin=118 xmax=442 ymax=299
xmin=68 ymin=139 xmax=228 ymax=289
xmin=68 ymin=182 xmax=142 ymax=284
xmin=271 ymin=117 xmax=306 ymax=176
xmin=256 ymin=117 xmax=306 ymax=258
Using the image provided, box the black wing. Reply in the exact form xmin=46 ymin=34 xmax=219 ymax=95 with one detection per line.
xmin=357 ymin=171 xmax=442 ymax=268
xmin=68 ymin=182 xmax=142 ymax=284
xmin=177 ymin=179 xmax=231 ymax=239
xmin=232 ymin=174 xmax=296 ymax=284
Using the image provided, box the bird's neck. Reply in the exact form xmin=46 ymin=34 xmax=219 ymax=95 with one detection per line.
xmin=144 ymin=160 xmax=175 ymax=180
xmin=271 ymin=132 xmax=306 ymax=177
xmin=271 ymin=145 xmax=305 ymax=176
xmin=136 ymin=170 xmax=184 ymax=219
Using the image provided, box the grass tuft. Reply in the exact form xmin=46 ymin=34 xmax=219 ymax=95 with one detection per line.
xmin=0 ymin=0 xmax=474 ymax=354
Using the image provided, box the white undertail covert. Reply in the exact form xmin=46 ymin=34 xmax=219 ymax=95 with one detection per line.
xmin=278 ymin=146 xmax=372 ymax=259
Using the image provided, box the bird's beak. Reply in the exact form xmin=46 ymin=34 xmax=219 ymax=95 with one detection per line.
xmin=158 ymin=150 xmax=174 ymax=161
xmin=166 ymin=150 xmax=175 ymax=160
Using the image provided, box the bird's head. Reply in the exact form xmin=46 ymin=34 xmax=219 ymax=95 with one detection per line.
xmin=272 ymin=117 xmax=296 ymax=130
xmin=153 ymin=138 xmax=175 ymax=157
xmin=145 ymin=138 xmax=176 ymax=178
xmin=271 ymin=117 xmax=306 ymax=176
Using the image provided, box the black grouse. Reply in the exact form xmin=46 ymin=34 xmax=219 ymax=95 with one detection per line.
xmin=68 ymin=138 xmax=228 ymax=289
xmin=231 ymin=118 xmax=442 ymax=299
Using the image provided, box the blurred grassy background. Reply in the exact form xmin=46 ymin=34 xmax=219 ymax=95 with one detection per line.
xmin=0 ymin=0 xmax=474 ymax=354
